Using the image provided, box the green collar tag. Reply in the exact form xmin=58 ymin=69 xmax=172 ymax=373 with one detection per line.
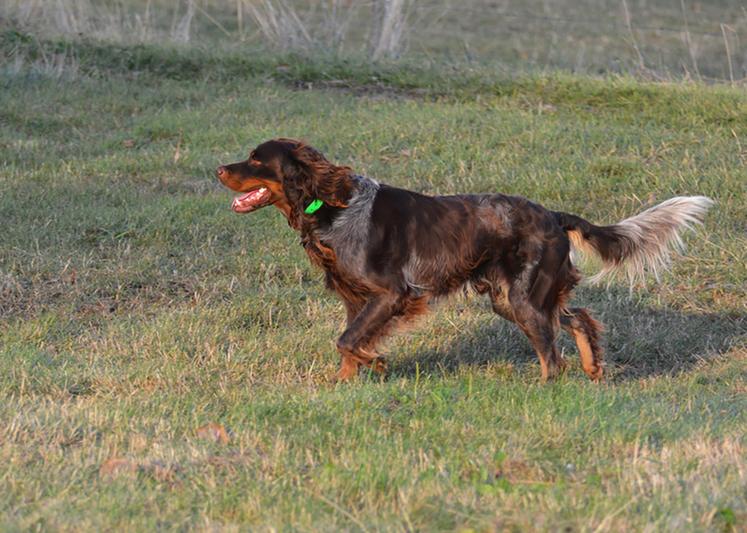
xmin=304 ymin=199 xmax=324 ymax=215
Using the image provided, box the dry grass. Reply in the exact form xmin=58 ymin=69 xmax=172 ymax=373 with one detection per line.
xmin=2 ymin=0 xmax=746 ymax=78
xmin=1 ymin=0 xmax=161 ymax=42
xmin=245 ymin=0 xmax=363 ymax=53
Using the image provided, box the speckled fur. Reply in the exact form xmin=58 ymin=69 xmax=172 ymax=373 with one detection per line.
xmin=217 ymin=139 xmax=713 ymax=383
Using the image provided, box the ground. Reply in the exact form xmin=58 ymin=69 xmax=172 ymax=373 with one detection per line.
xmin=1 ymin=36 xmax=746 ymax=531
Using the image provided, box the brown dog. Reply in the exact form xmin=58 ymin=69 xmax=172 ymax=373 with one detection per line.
xmin=217 ymin=138 xmax=712 ymax=382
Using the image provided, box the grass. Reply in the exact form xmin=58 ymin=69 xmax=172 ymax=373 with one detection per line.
xmin=2 ymin=0 xmax=747 ymax=80
xmin=1 ymin=35 xmax=746 ymax=531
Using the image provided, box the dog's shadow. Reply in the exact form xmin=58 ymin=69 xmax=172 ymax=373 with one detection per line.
xmin=390 ymin=287 xmax=746 ymax=381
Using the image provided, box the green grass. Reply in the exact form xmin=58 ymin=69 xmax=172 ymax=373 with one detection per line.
xmin=1 ymin=38 xmax=746 ymax=531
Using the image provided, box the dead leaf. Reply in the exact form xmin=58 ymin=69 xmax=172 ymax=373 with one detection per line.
xmin=196 ymin=422 xmax=230 ymax=444
xmin=99 ymin=457 xmax=137 ymax=478
xmin=494 ymin=459 xmax=532 ymax=481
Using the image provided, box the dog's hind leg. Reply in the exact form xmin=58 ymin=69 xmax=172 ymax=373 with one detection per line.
xmin=489 ymin=283 xmax=514 ymax=322
xmin=560 ymin=308 xmax=604 ymax=380
xmin=490 ymin=283 xmax=570 ymax=381
xmin=506 ymin=242 xmax=572 ymax=381
xmin=510 ymin=296 xmax=566 ymax=381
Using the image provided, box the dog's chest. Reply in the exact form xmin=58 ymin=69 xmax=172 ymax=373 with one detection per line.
xmin=317 ymin=176 xmax=378 ymax=275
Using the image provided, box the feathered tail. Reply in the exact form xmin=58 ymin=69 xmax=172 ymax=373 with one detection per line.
xmin=554 ymin=196 xmax=714 ymax=284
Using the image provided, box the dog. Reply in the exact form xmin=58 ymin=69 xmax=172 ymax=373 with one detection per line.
xmin=217 ymin=138 xmax=712 ymax=382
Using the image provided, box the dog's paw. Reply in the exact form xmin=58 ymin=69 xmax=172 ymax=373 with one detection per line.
xmin=371 ymin=356 xmax=388 ymax=375
xmin=331 ymin=363 xmax=359 ymax=384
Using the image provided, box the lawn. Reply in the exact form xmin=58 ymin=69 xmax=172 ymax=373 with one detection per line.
xmin=1 ymin=37 xmax=746 ymax=531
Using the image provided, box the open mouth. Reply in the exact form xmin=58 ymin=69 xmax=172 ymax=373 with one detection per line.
xmin=232 ymin=187 xmax=273 ymax=213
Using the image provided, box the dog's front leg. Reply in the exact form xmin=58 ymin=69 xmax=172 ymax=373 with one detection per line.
xmin=333 ymin=293 xmax=402 ymax=382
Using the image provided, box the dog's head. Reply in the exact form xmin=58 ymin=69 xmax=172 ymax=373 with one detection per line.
xmin=216 ymin=138 xmax=354 ymax=228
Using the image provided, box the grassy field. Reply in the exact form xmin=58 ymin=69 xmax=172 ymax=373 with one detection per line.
xmin=1 ymin=35 xmax=747 ymax=531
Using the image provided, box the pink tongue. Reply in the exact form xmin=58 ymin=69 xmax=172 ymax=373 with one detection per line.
xmin=232 ymin=188 xmax=270 ymax=212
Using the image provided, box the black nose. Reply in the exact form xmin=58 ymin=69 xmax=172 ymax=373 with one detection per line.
xmin=216 ymin=166 xmax=227 ymax=178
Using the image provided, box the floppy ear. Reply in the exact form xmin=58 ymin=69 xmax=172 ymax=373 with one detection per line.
xmin=290 ymin=144 xmax=354 ymax=209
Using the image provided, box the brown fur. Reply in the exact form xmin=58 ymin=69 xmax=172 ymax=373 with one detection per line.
xmin=217 ymin=139 xmax=710 ymax=382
